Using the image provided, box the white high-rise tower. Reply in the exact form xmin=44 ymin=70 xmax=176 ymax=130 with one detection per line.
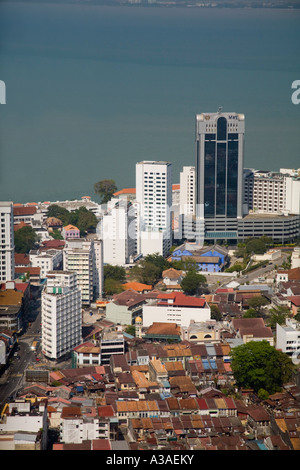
xmin=0 ymin=202 xmax=15 ymax=283
xmin=135 ymin=161 xmax=172 ymax=257
xmin=41 ymin=271 xmax=82 ymax=360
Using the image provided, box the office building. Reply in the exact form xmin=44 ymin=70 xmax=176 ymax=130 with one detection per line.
xmin=0 ymin=202 xmax=15 ymax=283
xmin=195 ymin=110 xmax=245 ymax=243
xmin=192 ymin=111 xmax=300 ymax=244
xmin=41 ymin=271 xmax=82 ymax=360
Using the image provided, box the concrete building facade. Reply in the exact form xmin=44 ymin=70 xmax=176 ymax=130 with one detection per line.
xmin=0 ymin=202 xmax=15 ymax=283
xmin=41 ymin=271 xmax=82 ymax=360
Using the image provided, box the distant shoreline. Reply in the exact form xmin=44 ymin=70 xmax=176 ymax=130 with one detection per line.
xmin=2 ymin=0 xmax=300 ymax=9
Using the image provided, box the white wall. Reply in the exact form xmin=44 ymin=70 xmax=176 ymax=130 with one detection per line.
xmin=180 ymin=166 xmax=195 ymax=216
xmin=142 ymin=304 xmax=211 ymax=327
xmin=285 ymin=176 xmax=300 ymax=215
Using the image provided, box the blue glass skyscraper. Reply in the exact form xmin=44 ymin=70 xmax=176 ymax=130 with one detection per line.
xmin=195 ymin=109 xmax=245 ymax=242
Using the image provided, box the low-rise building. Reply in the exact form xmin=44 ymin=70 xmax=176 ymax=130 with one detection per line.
xmin=105 ymin=289 xmax=148 ymax=326
xmin=72 ymin=342 xmax=101 ymax=367
xmin=30 ymin=248 xmax=62 ymax=279
xmin=142 ymin=292 xmax=211 ymax=327
xmin=62 ymin=224 xmax=80 ymax=239
xmin=162 ymin=268 xmax=185 ymax=290
xmin=0 ymin=399 xmax=48 ymax=450
xmin=276 ymin=318 xmax=300 ymax=357
xmin=101 ymin=331 xmax=125 ymax=366
xmin=230 ymin=318 xmax=274 ymax=346
xmin=60 ymin=405 xmax=113 ymax=444
xmin=0 ymin=286 xmax=24 ymax=332
xmin=183 ymin=320 xmax=221 ymax=344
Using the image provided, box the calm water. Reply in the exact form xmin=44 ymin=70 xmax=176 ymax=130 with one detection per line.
xmin=0 ymin=3 xmax=299 ymax=203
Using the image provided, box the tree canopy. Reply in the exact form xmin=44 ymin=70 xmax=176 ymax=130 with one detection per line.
xmin=234 ymin=236 xmax=273 ymax=260
xmin=47 ymin=205 xmax=98 ymax=236
xmin=14 ymin=226 xmax=37 ymax=253
xmin=47 ymin=204 xmax=70 ymax=225
xmin=266 ymin=306 xmax=291 ymax=329
xmin=247 ymin=295 xmax=269 ymax=312
xmin=143 ymin=253 xmax=170 ymax=277
xmin=230 ymin=340 xmax=294 ymax=396
xmin=180 ymin=271 xmax=207 ymax=296
xmin=104 ymin=278 xmax=124 ymax=296
xmin=129 ymin=259 xmax=161 ymax=286
xmin=104 ymin=264 xmax=126 ymax=283
xmin=94 ymin=179 xmax=117 ymax=204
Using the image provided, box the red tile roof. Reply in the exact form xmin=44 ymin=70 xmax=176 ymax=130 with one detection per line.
xmin=122 ymin=282 xmax=152 ymax=292
xmin=14 ymin=222 xmax=31 ymax=231
xmin=92 ymin=440 xmax=111 ymax=450
xmin=97 ymin=405 xmax=115 ymax=417
xmin=14 ymin=253 xmax=30 ymax=265
xmin=13 ymin=206 xmax=37 ymax=216
xmin=288 ymin=296 xmax=300 ymax=307
xmin=157 ymin=292 xmax=206 ymax=307
xmin=113 ymin=188 xmax=136 ymax=196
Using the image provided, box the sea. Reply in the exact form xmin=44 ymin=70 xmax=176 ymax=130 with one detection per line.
xmin=0 ymin=2 xmax=299 ymax=203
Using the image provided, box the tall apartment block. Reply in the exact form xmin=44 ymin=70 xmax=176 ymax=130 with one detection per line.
xmin=244 ymin=169 xmax=300 ymax=216
xmin=100 ymin=198 xmax=136 ymax=266
xmin=92 ymin=239 xmax=104 ymax=300
xmin=63 ymin=238 xmax=103 ymax=304
xmin=180 ymin=166 xmax=195 ymax=217
xmin=41 ymin=271 xmax=82 ymax=360
xmin=135 ymin=160 xmax=173 ymax=257
xmin=179 ymin=166 xmax=195 ymax=240
xmin=0 ymin=202 xmax=15 ymax=283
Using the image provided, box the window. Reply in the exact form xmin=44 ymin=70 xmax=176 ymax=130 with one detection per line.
xmin=217 ymin=116 xmax=227 ymax=141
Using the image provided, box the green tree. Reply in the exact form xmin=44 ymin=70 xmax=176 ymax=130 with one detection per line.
xmin=267 ymin=306 xmax=290 ymax=329
xmin=243 ymin=308 xmax=258 ymax=318
xmin=245 ymin=237 xmax=267 ymax=255
xmin=104 ymin=278 xmax=123 ymax=296
xmin=143 ymin=253 xmax=170 ymax=276
xmin=94 ymin=179 xmax=117 ymax=204
xmin=75 ymin=207 xmax=98 ymax=234
xmin=47 ymin=204 xmax=70 ymax=225
xmin=51 ymin=229 xmax=63 ymax=240
xmin=125 ymin=325 xmax=136 ymax=337
xmin=225 ymin=263 xmax=244 ymax=273
xmin=14 ymin=226 xmax=37 ymax=253
xmin=295 ymin=309 xmax=300 ymax=322
xmin=180 ymin=271 xmax=207 ymax=296
xmin=257 ymin=388 xmax=270 ymax=400
xmin=230 ymin=340 xmax=294 ymax=395
xmin=129 ymin=260 xmax=160 ymax=285
xmin=47 ymin=204 xmax=97 ymax=236
xmin=247 ymin=295 xmax=269 ymax=312
xmin=104 ymin=264 xmax=126 ymax=283
xmin=210 ymin=304 xmax=222 ymax=321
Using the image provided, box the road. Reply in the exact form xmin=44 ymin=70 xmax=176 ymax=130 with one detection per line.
xmin=0 ymin=298 xmax=42 ymax=414
xmin=238 ymin=253 xmax=288 ymax=284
